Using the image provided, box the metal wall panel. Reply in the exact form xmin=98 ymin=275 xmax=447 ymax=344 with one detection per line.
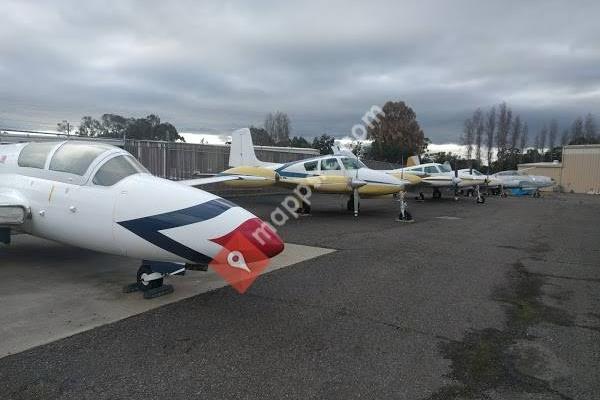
xmin=124 ymin=140 xmax=319 ymax=180
xmin=562 ymin=145 xmax=600 ymax=194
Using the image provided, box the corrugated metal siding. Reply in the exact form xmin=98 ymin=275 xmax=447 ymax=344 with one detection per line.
xmin=124 ymin=140 xmax=318 ymax=180
xmin=562 ymin=145 xmax=600 ymax=194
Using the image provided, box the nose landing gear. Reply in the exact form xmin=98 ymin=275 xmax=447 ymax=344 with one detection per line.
xmin=124 ymin=261 xmax=185 ymax=299
xmin=396 ymin=191 xmax=414 ymax=223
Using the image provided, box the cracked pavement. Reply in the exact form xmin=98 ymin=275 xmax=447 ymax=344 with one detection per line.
xmin=0 ymin=193 xmax=599 ymax=399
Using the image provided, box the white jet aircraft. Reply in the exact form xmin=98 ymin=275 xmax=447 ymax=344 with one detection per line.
xmin=490 ymin=170 xmax=555 ymax=197
xmin=0 ymin=140 xmax=284 ymax=298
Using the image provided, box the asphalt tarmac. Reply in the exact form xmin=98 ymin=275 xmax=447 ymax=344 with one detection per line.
xmin=1 ymin=193 xmax=599 ymax=400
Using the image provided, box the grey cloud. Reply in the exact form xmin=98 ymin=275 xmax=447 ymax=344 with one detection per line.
xmin=1 ymin=0 xmax=599 ymax=142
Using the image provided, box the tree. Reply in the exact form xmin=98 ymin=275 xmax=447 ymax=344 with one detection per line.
xmin=100 ymin=114 xmax=129 ymax=138
xmin=484 ymin=106 xmax=496 ymax=169
xmin=249 ymin=126 xmax=275 ymax=146
xmin=509 ymin=114 xmax=521 ymax=150
xmin=77 ymin=116 xmax=102 ymax=136
xmin=584 ymin=113 xmax=597 ymax=142
xmin=548 ymin=119 xmax=558 ymax=159
xmin=264 ymin=111 xmax=291 ymax=145
xmin=496 ymin=102 xmax=512 ymax=155
xmin=571 ymin=116 xmax=584 ymax=144
xmin=57 ymin=120 xmax=71 ymax=135
xmin=124 ymin=115 xmax=184 ymax=141
xmin=366 ymin=101 xmax=425 ymax=163
xmin=290 ymin=136 xmax=311 ymax=148
xmin=312 ymin=134 xmax=335 ymax=155
xmin=520 ymin=122 xmax=528 ymax=155
xmin=473 ymin=109 xmax=484 ymax=164
xmin=538 ymin=125 xmax=548 ymax=158
xmin=461 ymin=117 xmax=474 ymax=160
xmin=560 ymin=128 xmax=570 ymax=146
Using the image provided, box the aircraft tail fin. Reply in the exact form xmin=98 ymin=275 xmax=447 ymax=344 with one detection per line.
xmin=406 ymin=155 xmax=420 ymax=167
xmin=229 ymin=128 xmax=266 ymax=167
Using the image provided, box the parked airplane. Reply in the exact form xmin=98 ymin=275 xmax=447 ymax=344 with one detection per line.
xmin=490 ymin=170 xmax=555 ymax=197
xmin=221 ymin=129 xmax=415 ymax=220
xmin=457 ymin=168 xmax=501 ymax=195
xmin=383 ymin=159 xmax=488 ymax=203
xmin=0 ymin=140 xmax=284 ymax=298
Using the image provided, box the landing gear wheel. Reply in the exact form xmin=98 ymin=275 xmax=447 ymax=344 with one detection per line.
xmin=477 ymin=196 xmax=485 ymax=204
xmin=432 ymin=190 xmax=441 ymax=200
xmin=397 ymin=210 xmax=414 ymax=223
xmin=137 ymin=264 xmax=163 ymax=291
xmin=297 ymin=201 xmax=311 ymax=215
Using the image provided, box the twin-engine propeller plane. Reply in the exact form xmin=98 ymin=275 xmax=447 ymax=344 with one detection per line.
xmin=220 ymin=129 xmax=415 ymax=220
xmin=0 ymin=140 xmax=284 ymax=298
xmin=382 ymin=157 xmax=488 ymax=203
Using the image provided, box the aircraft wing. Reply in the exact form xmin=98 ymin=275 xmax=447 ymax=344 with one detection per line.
xmin=0 ymin=188 xmax=30 ymax=225
xmin=179 ymin=175 xmax=268 ymax=187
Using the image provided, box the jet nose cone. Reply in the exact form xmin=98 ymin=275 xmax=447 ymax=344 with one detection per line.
xmin=213 ymin=217 xmax=284 ymax=260
xmin=243 ymin=218 xmax=285 ymax=258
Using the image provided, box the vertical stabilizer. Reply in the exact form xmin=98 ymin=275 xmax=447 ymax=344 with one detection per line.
xmin=229 ymin=128 xmax=265 ymax=167
xmin=406 ymin=155 xmax=420 ymax=167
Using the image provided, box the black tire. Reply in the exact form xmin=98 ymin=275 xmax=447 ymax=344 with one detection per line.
xmin=477 ymin=196 xmax=485 ymax=204
xmin=303 ymin=202 xmax=311 ymax=214
xmin=137 ymin=264 xmax=163 ymax=291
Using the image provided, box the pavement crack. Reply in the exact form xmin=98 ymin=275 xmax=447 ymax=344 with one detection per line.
xmin=244 ymin=292 xmax=452 ymax=341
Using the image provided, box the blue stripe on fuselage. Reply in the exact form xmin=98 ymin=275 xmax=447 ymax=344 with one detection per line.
xmin=118 ymin=198 xmax=236 ymax=263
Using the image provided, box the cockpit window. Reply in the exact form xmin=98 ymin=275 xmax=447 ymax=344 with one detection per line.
xmin=438 ymin=164 xmax=452 ymax=173
xmin=50 ymin=142 xmax=113 ymax=176
xmin=341 ymin=157 xmax=365 ymax=170
xmin=424 ymin=165 xmax=440 ymax=174
xmin=472 ymin=170 xmax=482 ymax=176
xmin=18 ymin=142 xmax=56 ymax=169
xmin=93 ymin=155 xmax=148 ymax=186
xmin=321 ymin=158 xmax=341 ymax=170
xmin=304 ymin=160 xmax=318 ymax=171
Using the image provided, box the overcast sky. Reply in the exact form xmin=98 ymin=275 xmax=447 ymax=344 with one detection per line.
xmin=1 ymin=0 xmax=599 ymax=143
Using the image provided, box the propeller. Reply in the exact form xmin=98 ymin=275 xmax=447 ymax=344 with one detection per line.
xmin=452 ymin=159 xmax=460 ymax=200
xmin=349 ymin=167 xmax=366 ymax=217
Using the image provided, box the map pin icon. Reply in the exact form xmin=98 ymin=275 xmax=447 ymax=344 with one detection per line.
xmin=227 ymin=251 xmax=251 ymax=273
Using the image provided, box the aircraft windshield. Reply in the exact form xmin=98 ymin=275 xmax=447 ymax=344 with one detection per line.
xmin=341 ymin=157 xmax=365 ymax=170
xmin=438 ymin=164 xmax=452 ymax=173
xmin=50 ymin=142 xmax=113 ymax=176
xmin=18 ymin=142 xmax=57 ymax=169
xmin=93 ymin=155 xmax=148 ymax=186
